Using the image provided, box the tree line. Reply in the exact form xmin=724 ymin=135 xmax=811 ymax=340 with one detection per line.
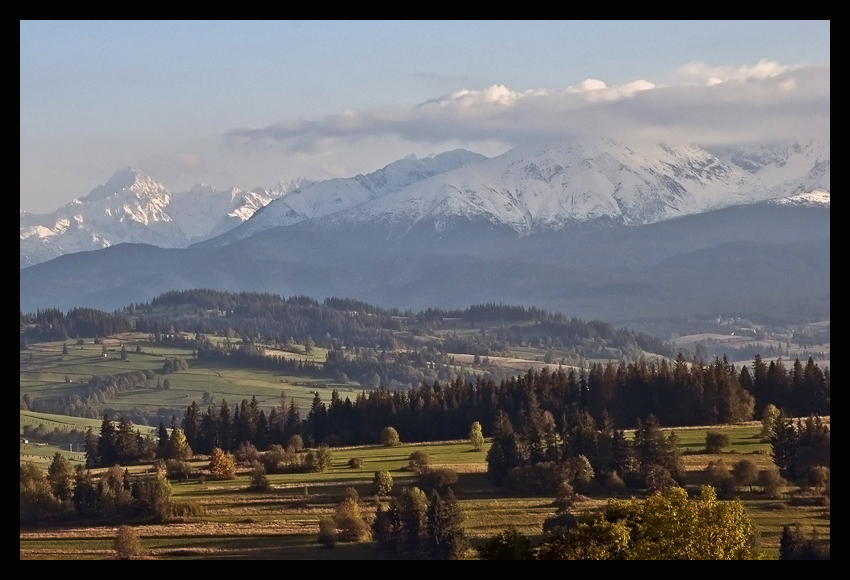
xmin=166 ymin=354 xmax=827 ymax=455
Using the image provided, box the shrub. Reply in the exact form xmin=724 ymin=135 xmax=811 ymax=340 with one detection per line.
xmin=604 ymin=471 xmax=626 ymax=492
xmin=304 ymin=444 xmax=332 ymax=473
xmin=372 ymin=469 xmax=393 ymax=496
xmin=287 ymin=434 xmax=304 ymax=453
xmin=553 ymin=480 xmax=577 ymax=513
xmin=478 ymin=529 xmax=534 ymax=560
xmin=235 ymin=441 xmax=260 ymax=465
xmin=705 ymin=431 xmax=731 ymax=453
xmin=348 ymin=457 xmax=364 ymax=469
xmin=503 ymin=462 xmax=566 ymax=495
xmin=114 ymin=525 xmax=142 ymax=560
xmin=715 ymin=475 xmax=738 ymax=499
xmin=807 ymin=466 xmax=830 ymax=493
xmin=407 ymin=451 xmax=431 ymax=473
xmin=261 ymin=444 xmax=294 ymax=474
xmin=334 ymin=497 xmax=371 ymax=542
xmin=419 ymin=467 xmax=458 ymax=493
xmin=732 ymin=459 xmax=759 ymax=492
xmin=644 ymin=464 xmax=677 ymax=494
xmin=380 ymin=426 xmax=401 ymax=447
xmin=758 ymin=465 xmax=787 ymax=499
xmin=318 ymin=517 xmax=337 ymax=548
xmin=543 ymin=511 xmax=578 ymax=533
xmin=131 ymin=474 xmax=174 ymax=522
xmin=706 ymin=459 xmax=730 ymax=485
xmin=169 ymin=501 xmax=205 ymax=518
xmin=165 ymin=459 xmax=192 ymax=480
xmin=248 ymin=462 xmax=269 ymax=491
xmin=566 ymin=455 xmax=594 ymax=492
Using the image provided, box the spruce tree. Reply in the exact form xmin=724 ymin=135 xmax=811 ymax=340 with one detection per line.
xmin=115 ymin=416 xmax=137 ymax=464
xmin=157 ymin=421 xmax=169 ymax=459
xmin=98 ymin=414 xmax=118 ymax=466
xmin=428 ymin=489 xmax=470 ymax=559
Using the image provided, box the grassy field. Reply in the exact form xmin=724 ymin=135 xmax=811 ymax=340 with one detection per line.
xmin=19 ymin=427 xmax=829 ymax=560
xmin=20 ymin=337 xmax=352 ymax=417
xmin=20 ymin=336 xmax=828 ymax=559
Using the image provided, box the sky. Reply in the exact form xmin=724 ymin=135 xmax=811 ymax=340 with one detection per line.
xmin=20 ymin=20 xmax=830 ymax=214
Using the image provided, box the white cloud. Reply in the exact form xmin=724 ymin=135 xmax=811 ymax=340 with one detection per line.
xmin=225 ymin=61 xmax=829 ymax=156
xmin=677 ymin=59 xmax=792 ymax=85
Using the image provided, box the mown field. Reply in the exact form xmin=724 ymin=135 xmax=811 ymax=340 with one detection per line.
xmin=20 ymin=334 xmax=829 ymax=559
xmin=19 ymin=427 xmax=829 ymax=560
xmin=20 ymin=336 xmax=349 ymax=418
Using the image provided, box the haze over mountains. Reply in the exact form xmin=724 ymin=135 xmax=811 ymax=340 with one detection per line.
xmin=20 ymin=138 xmax=829 ymax=326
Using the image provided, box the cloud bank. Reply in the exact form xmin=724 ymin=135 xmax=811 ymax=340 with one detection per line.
xmin=226 ymin=61 xmax=829 ymax=155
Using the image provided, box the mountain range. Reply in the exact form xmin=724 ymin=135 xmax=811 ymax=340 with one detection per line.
xmin=20 ymin=138 xmax=829 ymax=326
xmin=20 ymin=167 xmax=310 ymax=269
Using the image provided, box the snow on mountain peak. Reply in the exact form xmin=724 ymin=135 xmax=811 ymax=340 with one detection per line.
xmin=21 ymin=168 xmax=291 ymax=267
xmin=769 ymin=189 xmax=830 ymax=207
xmin=84 ymin=166 xmax=169 ymax=203
xmin=307 ymin=137 xmax=829 ymax=238
xmin=216 ymin=148 xmax=488 ymax=243
xmin=21 ymin=139 xmax=829 ymax=268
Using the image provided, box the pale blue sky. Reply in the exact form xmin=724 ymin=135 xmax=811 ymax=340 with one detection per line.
xmin=20 ymin=20 xmax=830 ymax=213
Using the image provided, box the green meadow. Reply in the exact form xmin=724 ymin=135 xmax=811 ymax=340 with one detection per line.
xmin=20 ymin=430 xmax=828 ymax=560
xmin=21 ymin=336 xmax=355 ymax=419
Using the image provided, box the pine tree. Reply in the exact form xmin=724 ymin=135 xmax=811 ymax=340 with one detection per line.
xmin=428 ymin=489 xmax=470 ymax=559
xmin=770 ymin=411 xmax=798 ymax=478
xmin=373 ymin=503 xmax=396 ymax=552
xmin=84 ymin=427 xmax=99 ymax=467
xmin=47 ymin=451 xmax=75 ymax=501
xmin=308 ymin=392 xmax=327 ymax=445
xmin=156 ymin=421 xmax=169 ymax=459
xmin=284 ymin=399 xmax=301 ymax=443
xmin=219 ymin=400 xmax=232 ymax=452
xmin=779 ymin=524 xmax=802 ymax=560
xmin=182 ymin=402 xmax=201 ymax=452
xmin=388 ymin=486 xmax=429 ymax=557
xmin=98 ymin=414 xmax=118 ymax=466
xmin=115 ymin=416 xmax=137 ymax=464
xmin=255 ymin=410 xmax=269 ymax=450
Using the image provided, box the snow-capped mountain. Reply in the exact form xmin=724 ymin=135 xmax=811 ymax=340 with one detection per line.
xmin=315 ymin=138 xmax=830 ymax=236
xmin=20 ymin=168 xmax=306 ymax=268
xmin=20 ymin=139 xmax=830 ymax=323
xmin=216 ymin=149 xmax=487 ymax=244
xmin=707 ymin=140 xmax=830 ymax=196
xmin=769 ymin=189 xmax=830 ymax=207
xmin=22 ymin=138 xmax=829 ymax=269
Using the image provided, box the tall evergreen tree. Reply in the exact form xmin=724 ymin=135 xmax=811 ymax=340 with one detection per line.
xmin=219 ymin=400 xmax=232 ymax=452
xmin=115 ymin=416 xmax=137 ymax=464
xmin=182 ymin=401 xmax=201 ymax=452
xmin=255 ymin=410 xmax=269 ymax=450
xmin=156 ymin=421 xmax=169 ymax=460
xmin=84 ymin=427 xmax=99 ymax=467
xmin=308 ymin=392 xmax=327 ymax=445
xmin=427 ymin=489 xmax=470 ymax=559
xmin=285 ymin=399 xmax=302 ymax=443
xmin=770 ymin=411 xmax=798 ymax=479
xmin=98 ymin=414 xmax=118 ymax=466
